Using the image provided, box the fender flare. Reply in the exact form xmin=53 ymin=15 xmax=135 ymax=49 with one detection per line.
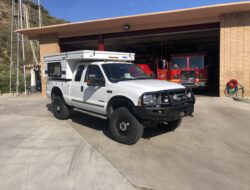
xmin=106 ymin=96 xmax=135 ymax=118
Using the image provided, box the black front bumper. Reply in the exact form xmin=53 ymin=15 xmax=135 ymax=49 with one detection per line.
xmin=132 ymin=103 xmax=194 ymax=123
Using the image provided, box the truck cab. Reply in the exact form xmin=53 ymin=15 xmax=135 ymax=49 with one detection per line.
xmin=45 ymin=50 xmax=195 ymax=145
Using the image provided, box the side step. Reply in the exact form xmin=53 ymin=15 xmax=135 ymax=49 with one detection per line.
xmin=73 ymin=108 xmax=108 ymax=120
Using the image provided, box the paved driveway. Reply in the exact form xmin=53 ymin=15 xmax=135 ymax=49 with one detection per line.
xmin=0 ymin=95 xmax=250 ymax=190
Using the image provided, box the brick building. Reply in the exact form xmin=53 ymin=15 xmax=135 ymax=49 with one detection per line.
xmin=18 ymin=2 xmax=250 ymax=96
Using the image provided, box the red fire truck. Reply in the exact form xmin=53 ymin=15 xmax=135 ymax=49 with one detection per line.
xmin=135 ymin=56 xmax=168 ymax=80
xmin=168 ymin=53 xmax=208 ymax=88
xmin=135 ymin=53 xmax=208 ymax=88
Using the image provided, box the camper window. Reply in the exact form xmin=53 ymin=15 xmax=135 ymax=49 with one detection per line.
xmin=48 ymin=62 xmax=61 ymax=77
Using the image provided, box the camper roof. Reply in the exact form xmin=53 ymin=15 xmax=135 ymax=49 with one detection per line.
xmin=44 ymin=50 xmax=135 ymax=62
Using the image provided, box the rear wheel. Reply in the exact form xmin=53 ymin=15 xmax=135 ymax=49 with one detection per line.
xmin=53 ymin=96 xmax=70 ymax=120
xmin=109 ymin=108 xmax=144 ymax=145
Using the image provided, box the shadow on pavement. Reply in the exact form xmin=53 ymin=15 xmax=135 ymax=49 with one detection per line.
xmin=46 ymin=104 xmax=176 ymax=141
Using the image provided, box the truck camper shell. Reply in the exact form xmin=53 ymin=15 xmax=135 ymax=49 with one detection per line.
xmin=44 ymin=50 xmax=135 ymax=79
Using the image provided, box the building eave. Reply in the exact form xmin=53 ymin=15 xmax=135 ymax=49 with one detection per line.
xmin=16 ymin=1 xmax=250 ymax=40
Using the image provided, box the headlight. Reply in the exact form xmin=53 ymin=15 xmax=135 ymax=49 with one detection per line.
xmin=142 ymin=94 xmax=157 ymax=105
xmin=142 ymin=93 xmax=170 ymax=105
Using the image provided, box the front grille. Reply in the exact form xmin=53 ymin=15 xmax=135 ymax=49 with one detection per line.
xmin=142 ymin=89 xmax=194 ymax=108
xmin=169 ymin=89 xmax=187 ymax=103
xmin=181 ymin=71 xmax=195 ymax=82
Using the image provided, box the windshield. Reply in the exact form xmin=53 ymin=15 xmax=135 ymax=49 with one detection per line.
xmin=170 ymin=57 xmax=187 ymax=70
xmin=189 ymin=56 xmax=205 ymax=69
xmin=102 ymin=63 xmax=152 ymax=82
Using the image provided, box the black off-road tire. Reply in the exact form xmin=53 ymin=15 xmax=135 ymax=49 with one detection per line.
xmin=109 ymin=108 xmax=144 ymax=145
xmin=53 ymin=96 xmax=70 ymax=120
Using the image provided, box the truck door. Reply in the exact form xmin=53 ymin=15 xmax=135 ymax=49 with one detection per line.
xmin=82 ymin=65 xmax=107 ymax=115
xmin=70 ymin=64 xmax=86 ymax=108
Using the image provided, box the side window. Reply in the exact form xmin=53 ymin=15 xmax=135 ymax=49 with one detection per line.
xmin=84 ymin=65 xmax=104 ymax=82
xmin=48 ymin=62 xmax=61 ymax=77
xmin=75 ymin=65 xmax=85 ymax=81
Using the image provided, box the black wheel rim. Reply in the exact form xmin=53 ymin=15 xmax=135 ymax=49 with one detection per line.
xmin=116 ymin=117 xmax=131 ymax=136
xmin=54 ymin=101 xmax=62 ymax=113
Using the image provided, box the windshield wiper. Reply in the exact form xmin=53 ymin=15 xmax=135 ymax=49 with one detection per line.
xmin=135 ymin=76 xmax=153 ymax=79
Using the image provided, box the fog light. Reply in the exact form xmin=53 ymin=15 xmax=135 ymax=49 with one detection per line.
xmin=172 ymin=94 xmax=178 ymax=100
xmin=187 ymin=92 xmax=192 ymax=98
xmin=164 ymin=97 xmax=169 ymax=103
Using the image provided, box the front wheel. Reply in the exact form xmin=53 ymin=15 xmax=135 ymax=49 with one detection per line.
xmin=109 ymin=108 xmax=144 ymax=145
xmin=53 ymin=96 xmax=70 ymax=120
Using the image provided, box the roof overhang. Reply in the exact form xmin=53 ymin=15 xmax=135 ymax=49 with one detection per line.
xmin=17 ymin=1 xmax=250 ymax=40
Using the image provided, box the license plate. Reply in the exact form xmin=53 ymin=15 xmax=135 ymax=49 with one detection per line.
xmin=180 ymin=112 xmax=185 ymax=117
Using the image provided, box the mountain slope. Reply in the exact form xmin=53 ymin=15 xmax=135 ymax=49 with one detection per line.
xmin=0 ymin=0 xmax=67 ymax=93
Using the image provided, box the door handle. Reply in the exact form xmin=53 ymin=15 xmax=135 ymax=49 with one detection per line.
xmin=81 ymin=86 xmax=84 ymax=92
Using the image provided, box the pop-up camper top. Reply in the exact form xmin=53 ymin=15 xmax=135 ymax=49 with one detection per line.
xmin=44 ymin=50 xmax=135 ymax=79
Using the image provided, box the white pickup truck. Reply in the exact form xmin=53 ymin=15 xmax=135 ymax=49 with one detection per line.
xmin=45 ymin=50 xmax=195 ymax=144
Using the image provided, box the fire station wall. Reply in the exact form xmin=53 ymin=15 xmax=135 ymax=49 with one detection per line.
xmin=40 ymin=34 xmax=61 ymax=96
xmin=220 ymin=12 xmax=250 ymax=96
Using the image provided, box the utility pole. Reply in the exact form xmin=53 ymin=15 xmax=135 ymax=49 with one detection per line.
xmin=38 ymin=0 xmax=42 ymax=27
xmin=20 ymin=0 xmax=25 ymax=61
xmin=23 ymin=66 xmax=27 ymax=94
xmin=16 ymin=0 xmax=20 ymax=94
xmin=9 ymin=0 xmax=14 ymax=93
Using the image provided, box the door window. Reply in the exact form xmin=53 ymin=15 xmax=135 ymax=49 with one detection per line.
xmin=84 ymin=65 xmax=105 ymax=82
xmin=75 ymin=65 xmax=85 ymax=81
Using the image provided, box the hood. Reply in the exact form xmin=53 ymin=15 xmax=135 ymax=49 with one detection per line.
xmin=116 ymin=79 xmax=185 ymax=93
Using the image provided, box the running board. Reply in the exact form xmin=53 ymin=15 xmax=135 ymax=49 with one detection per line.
xmin=73 ymin=108 xmax=107 ymax=120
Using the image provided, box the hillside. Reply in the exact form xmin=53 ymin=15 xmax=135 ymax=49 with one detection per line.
xmin=0 ymin=0 xmax=67 ymax=93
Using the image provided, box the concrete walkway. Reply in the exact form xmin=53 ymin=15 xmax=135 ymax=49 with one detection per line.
xmin=0 ymin=95 xmax=135 ymax=190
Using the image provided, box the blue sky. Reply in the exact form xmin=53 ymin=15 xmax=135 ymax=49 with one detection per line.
xmin=41 ymin=0 xmax=248 ymax=22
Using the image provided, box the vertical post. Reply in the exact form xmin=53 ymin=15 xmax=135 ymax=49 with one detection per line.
xmin=10 ymin=0 xmax=14 ymax=93
xmin=38 ymin=0 xmax=42 ymax=27
xmin=16 ymin=0 xmax=20 ymax=94
xmin=98 ymin=35 xmax=105 ymax=51
xmin=20 ymin=0 xmax=25 ymax=61
xmin=23 ymin=65 xmax=27 ymax=94
xmin=30 ymin=67 xmax=36 ymax=93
